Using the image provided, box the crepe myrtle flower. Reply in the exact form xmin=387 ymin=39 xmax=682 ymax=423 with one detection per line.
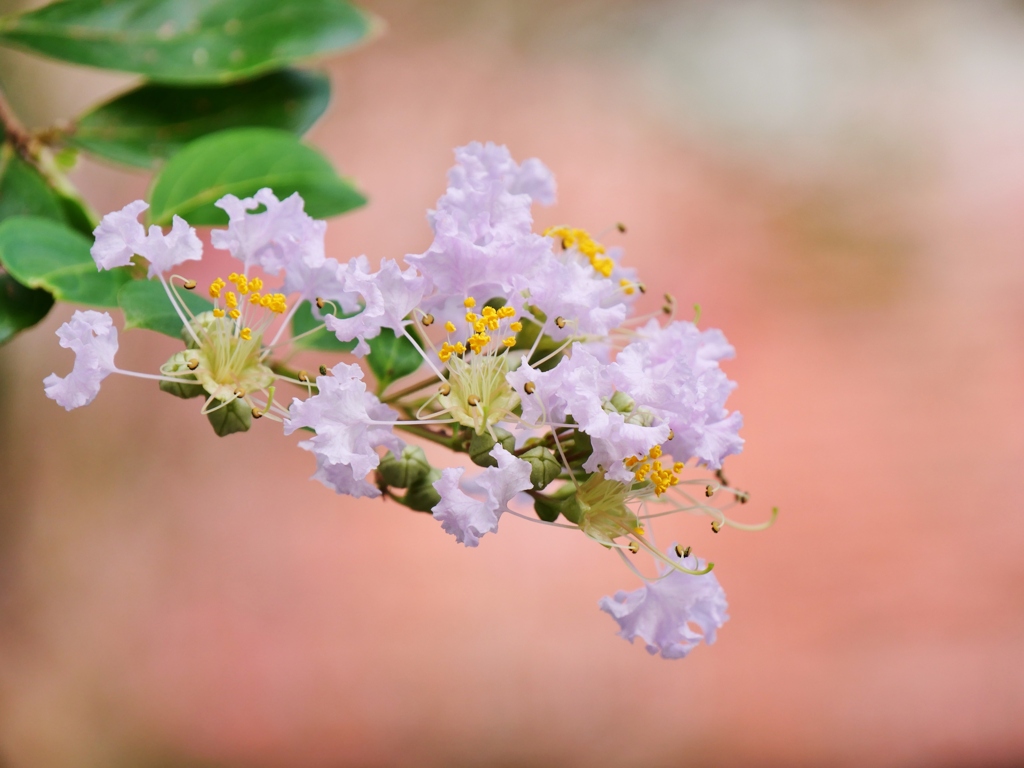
xmin=600 ymin=545 xmax=729 ymax=659
xmin=45 ymin=142 xmax=775 ymax=660
xmin=44 ymin=191 xmax=362 ymax=433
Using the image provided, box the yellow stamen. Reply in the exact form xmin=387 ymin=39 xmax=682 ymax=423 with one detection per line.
xmin=213 ymin=308 xmax=225 ymax=318
xmin=509 ymin=321 xmax=523 ymax=332
xmin=240 ymin=327 xmax=252 ymax=341
xmin=229 ymin=309 xmax=241 ymax=320
xmin=463 ymin=297 xmax=476 ymax=308
xmin=444 ymin=321 xmax=456 ymax=333
xmin=502 ymin=336 xmax=516 ymax=348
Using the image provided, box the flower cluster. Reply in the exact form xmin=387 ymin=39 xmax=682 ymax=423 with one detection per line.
xmin=44 ymin=142 xmax=775 ymax=659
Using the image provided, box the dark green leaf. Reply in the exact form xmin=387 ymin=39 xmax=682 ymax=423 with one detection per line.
xmin=118 ymin=278 xmax=213 ymax=337
xmin=55 ymin=193 xmax=97 ymax=236
xmin=0 ymin=216 xmax=129 ymax=307
xmin=0 ymin=268 xmax=54 ymax=345
xmin=71 ymin=69 xmax=331 ymax=169
xmin=146 ymin=127 xmax=365 ymax=225
xmin=289 ymin=300 xmax=356 ymax=352
xmin=0 ymin=144 xmax=64 ymax=223
xmin=0 ymin=0 xmax=376 ymax=84
xmin=367 ymin=326 xmax=423 ymax=393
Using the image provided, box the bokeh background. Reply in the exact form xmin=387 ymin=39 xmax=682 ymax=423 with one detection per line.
xmin=2 ymin=0 xmax=1023 ymax=765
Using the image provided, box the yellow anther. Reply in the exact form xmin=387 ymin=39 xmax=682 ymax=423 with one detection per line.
xmin=523 ymin=381 xmax=536 ymax=395
xmin=482 ymin=306 xmax=497 ymax=317
xmin=209 ymin=277 xmax=226 ymax=299
xmin=226 ymin=292 xmax=238 ymax=309
xmin=486 ymin=317 xmax=500 ymax=331
xmin=555 ymin=316 xmax=566 ymax=329
xmin=498 ymin=306 xmax=515 ymax=319
xmin=298 ymin=371 xmax=310 ymax=383
xmin=634 ymin=525 xmax=645 ymax=536
xmin=422 ymin=313 xmax=435 ymax=326
xmin=467 ymin=394 xmax=480 ymax=406
xmin=439 ymin=382 xmax=451 ymax=396
xmin=228 ymin=272 xmax=239 ymax=281
xmin=183 ymin=279 xmax=197 ymax=290
xmin=251 ymin=407 xmax=263 ymax=419
xmin=237 ymin=277 xmax=249 ymax=294
xmin=249 ymin=292 xmax=262 ymax=304
xmin=213 ymin=308 xmax=225 ymax=318
xmin=673 ymin=462 xmax=684 ymax=473
xmin=316 ymin=297 xmax=325 ymax=309
xmin=510 ymin=321 xmax=523 ymax=332
xmin=186 ymin=358 xmax=199 ymax=371
xmin=229 ymin=309 xmax=241 ymax=320
xmin=502 ymin=336 xmax=516 ymax=348
xmin=620 ymin=278 xmax=635 ymax=296
xmin=465 ymin=312 xmax=478 ymax=323
xmin=240 ymin=327 xmax=252 ymax=341
xmin=649 ymin=445 xmax=662 ymax=459
xmin=473 ymin=320 xmax=486 ymax=333
xmin=250 ymin=277 xmax=263 ymax=291
xmin=628 ymin=541 xmax=639 ymax=554
xmin=463 ymin=297 xmax=476 ymax=308
xmin=467 ymin=332 xmax=490 ymax=354
xmin=233 ymin=388 xmax=246 ymax=398
xmin=454 ymin=342 xmax=466 ymax=355
xmin=711 ymin=521 xmax=722 ymax=533
xmin=591 ymin=255 xmax=614 ymax=277
xmin=444 ymin=321 xmax=456 ymax=333
xmin=438 ymin=342 xmax=456 ymax=363
xmin=667 ymin=430 xmax=675 ymax=440
xmin=624 ymin=456 xmax=640 ymax=468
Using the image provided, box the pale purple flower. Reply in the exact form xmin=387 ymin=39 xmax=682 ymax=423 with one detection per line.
xmin=599 ymin=547 xmax=729 ymax=659
xmin=615 ymin=320 xmax=744 ymax=469
xmin=431 ymin=444 xmax=533 ymax=546
xmin=43 ymin=311 xmax=119 ymax=410
xmin=507 ymin=359 xmax=569 ymax=427
xmin=325 ymin=259 xmax=426 ymax=356
xmin=90 ymin=200 xmax=148 ymax=270
xmin=284 ymin=363 xmax=403 ymax=496
xmin=527 ymin=257 xmax=630 ymax=340
xmin=92 ymin=201 xmax=202 ymax=278
xmin=212 ymin=189 xmax=322 ymax=273
xmin=407 ymin=143 xmax=555 ymax=321
xmin=552 ymin=344 xmax=669 ymax=481
xmin=140 ymin=216 xmax=203 ymax=278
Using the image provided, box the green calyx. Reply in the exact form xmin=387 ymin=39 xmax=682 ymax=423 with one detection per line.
xmin=379 ymin=445 xmax=432 ymax=489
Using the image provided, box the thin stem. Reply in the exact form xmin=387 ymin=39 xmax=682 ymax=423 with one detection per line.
xmin=381 ymin=375 xmax=445 ymax=404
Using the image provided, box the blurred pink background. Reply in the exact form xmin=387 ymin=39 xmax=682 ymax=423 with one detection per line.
xmin=2 ymin=1 xmax=1023 ymax=765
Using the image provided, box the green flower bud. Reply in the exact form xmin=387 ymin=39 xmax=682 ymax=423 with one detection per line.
xmin=206 ymin=397 xmax=252 ymax=436
xmin=403 ymin=468 xmax=442 ymax=513
xmin=519 ymin=446 xmax=562 ymax=490
xmin=532 ymin=482 xmax=577 ymax=522
xmin=379 ymin=445 xmax=432 ymax=489
xmin=159 ymin=351 xmax=205 ymax=399
xmin=607 ymin=390 xmax=635 ymax=414
xmin=469 ymin=427 xmax=515 ymax=467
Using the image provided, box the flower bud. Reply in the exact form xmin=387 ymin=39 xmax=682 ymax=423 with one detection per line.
xmin=379 ymin=445 xmax=432 ymax=489
xmin=469 ymin=427 xmax=515 ymax=467
xmin=607 ymin=390 xmax=635 ymax=414
xmin=403 ymin=468 xmax=443 ymax=512
xmin=531 ymin=482 xmax=576 ymax=522
xmin=519 ymin=446 xmax=562 ymax=490
xmin=159 ymin=351 xmax=205 ymax=399
xmin=206 ymin=396 xmax=252 ymax=436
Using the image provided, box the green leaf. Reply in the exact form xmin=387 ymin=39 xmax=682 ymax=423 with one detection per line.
xmin=0 ymin=0 xmax=376 ymax=84
xmin=146 ymin=128 xmax=365 ymax=225
xmin=367 ymin=327 xmax=423 ymax=393
xmin=289 ymin=300 xmax=356 ymax=352
xmin=0 ymin=144 xmax=64 ymax=223
xmin=0 ymin=216 xmax=129 ymax=307
xmin=118 ymin=278 xmax=213 ymax=337
xmin=0 ymin=268 xmax=54 ymax=345
xmin=71 ymin=69 xmax=331 ymax=169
